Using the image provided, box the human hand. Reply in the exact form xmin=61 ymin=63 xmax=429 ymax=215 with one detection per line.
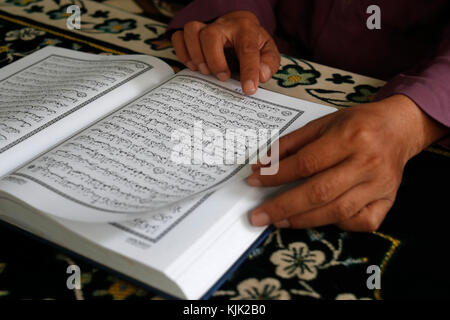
xmin=171 ymin=10 xmax=280 ymax=95
xmin=247 ymin=94 xmax=449 ymax=232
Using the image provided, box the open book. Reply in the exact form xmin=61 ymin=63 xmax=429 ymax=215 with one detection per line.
xmin=0 ymin=46 xmax=336 ymax=299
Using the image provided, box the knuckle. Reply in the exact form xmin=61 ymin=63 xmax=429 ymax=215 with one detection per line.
xmin=264 ymin=51 xmax=280 ymax=65
xmin=267 ymin=201 xmax=291 ymax=221
xmin=238 ymin=18 xmax=257 ymax=30
xmin=184 ymin=21 xmax=203 ymax=33
xmin=308 ymin=182 xmax=333 ymax=205
xmin=240 ymin=65 xmax=259 ymax=76
xmin=199 ymin=26 xmax=218 ymax=40
xmin=349 ymin=127 xmax=376 ymax=145
xmin=214 ymin=17 xmax=226 ymax=25
xmin=334 ymin=200 xmax=356 ymax=220
xmin=296 ymin=153 xmax=319 ymax=176
xmin=238 ymin=41 xmax=259 ymax=55
xmin=376 ymin=172 xmax=400 ymax=195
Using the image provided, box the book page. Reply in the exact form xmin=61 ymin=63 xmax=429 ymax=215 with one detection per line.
xmin=0 ymin=178 xmax=274 ymax=299
xmin=47 ymin=179 xmax=275 ymax=299
xmin=0 ymin=69 xmax=336 ymax=222
xmin=0 ymin=46 xmax=173 ymax=177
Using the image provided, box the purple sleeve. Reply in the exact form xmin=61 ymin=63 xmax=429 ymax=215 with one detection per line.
xmin=375 ymin=22 xmax=450 ymax=149
xmin=167 ymin=0 xmax=278 ymax=35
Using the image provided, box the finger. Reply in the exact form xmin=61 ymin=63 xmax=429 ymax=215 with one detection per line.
xmin=249 ymin=158 xmax=371 ymax=226
xmin=171 ymin=31 xmax=196 ymax=71
xmin=335 ymin=199 xmax=392 ymax=232
xmin=235 ymin=31 xmax=261 ymax=95
xmin=251 ymin=116 xmax=326 ymax=172
xmin=183 ymin=21 xmax=209 ymax=74
xmin=248 ymin=131 xmax=349 ymax=186
xmin=199 ymin=25 xmax=230 ymax=81
xmin=259 ymin=37 xmax=280 ymax=83
xmin=271 ymin=182 xmax=379 ymax=229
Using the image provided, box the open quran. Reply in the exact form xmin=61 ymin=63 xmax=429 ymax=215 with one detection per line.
xmin=0 ymin=46 xmax=336 ymax=299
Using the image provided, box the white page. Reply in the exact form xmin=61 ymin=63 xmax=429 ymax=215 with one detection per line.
xmin=0 ymin=69 xmax=336 ymax=222
xmin=0 ymin=46 xmax=173 ymax=177
xmin=65 ymin=90 xmax=335 ymax=271
xmin=31 ymin=92 xmax=335 ymax=297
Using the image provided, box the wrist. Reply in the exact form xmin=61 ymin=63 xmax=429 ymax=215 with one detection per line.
xmin=387 ymin=94 xmax=449 ymax=155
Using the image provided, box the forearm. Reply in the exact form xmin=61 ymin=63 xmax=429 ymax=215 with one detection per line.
xmin=375 ymin=22 xmax=450 ymax=149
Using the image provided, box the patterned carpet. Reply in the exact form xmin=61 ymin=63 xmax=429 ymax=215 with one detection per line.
xmin=0 ymin=0 xmax=449 ymax=300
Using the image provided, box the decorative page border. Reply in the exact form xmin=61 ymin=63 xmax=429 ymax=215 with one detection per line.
xmin=11 ymin=74 xmax=304 ymax=214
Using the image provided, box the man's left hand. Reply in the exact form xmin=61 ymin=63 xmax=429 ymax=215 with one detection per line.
xmin=247 ymin=94 xmax=449 ymax=232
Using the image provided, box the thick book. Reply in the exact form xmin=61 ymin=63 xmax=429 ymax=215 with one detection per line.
xmin=0 ymin=46 xmax=336 ymax=299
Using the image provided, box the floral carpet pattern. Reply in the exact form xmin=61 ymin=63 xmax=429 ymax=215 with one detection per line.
xmin=0 ymin=0 xmax=449 ymax=300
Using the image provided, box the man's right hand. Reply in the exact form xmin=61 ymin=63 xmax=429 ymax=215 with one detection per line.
xmin=171 ymin=10 xmax=281 ymax=95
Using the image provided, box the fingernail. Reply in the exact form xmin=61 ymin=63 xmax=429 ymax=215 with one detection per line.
xmin=260 ymin=63 xmax=271 ymax=82
xmin=247 ymin=175 xmax=262 ymax=187
xmin=198 ymin=63 xmax=210 ymax=75
xmin=274 ymin=219 xmax=290 ymax=228
xmin=250 ymin=211 xmax=270 ymax=226
xmin=216 ymin=72 xmax=228 ymax=81
xmin=186 ymin=61 xmax=196 ymax=71
xmin=243 ymin=80 xmax=256 ymax=94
